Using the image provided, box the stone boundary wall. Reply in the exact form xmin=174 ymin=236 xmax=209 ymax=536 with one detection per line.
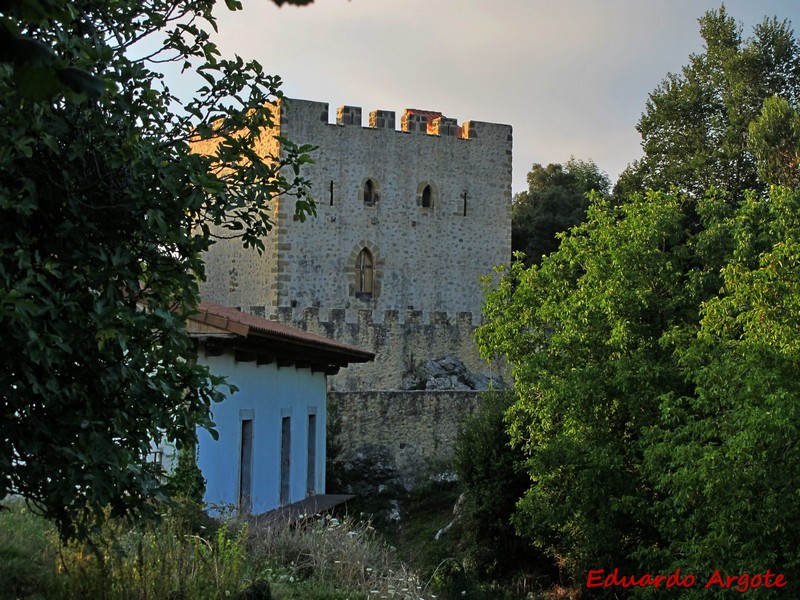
xmin=328 ymin=390 xmax=483 ymax=487
xmin=262 ymin=306 xmax=495 ymax=392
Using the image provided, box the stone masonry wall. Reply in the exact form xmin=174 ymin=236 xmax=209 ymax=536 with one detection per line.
xmin=200 ymin=97 xmax=512 ymax=323
xmin=273 ymin=98 xmax=513 ymax=320
xmin=197 ymin=110 xmax=284 ymax=310
xmin=329 ymin=390 xmax=482 ymax=487
xmin=199 ymin=97 xmax=513 ymax=393
xmin=266 ymin=306 xmax=498 ymax=392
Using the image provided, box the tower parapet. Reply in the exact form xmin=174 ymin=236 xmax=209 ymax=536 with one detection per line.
xmin=431 ymin=116 xmax=459 ymax=137
xmin=336 ymin=105 xmax=362 ymax=126
xmin=400 ymin=110 xmax=428 ymax=134
xmin=369 ymin=110 xmax=396 ymax=130
xmin=279 ymin=99 xmax=507 ymax=142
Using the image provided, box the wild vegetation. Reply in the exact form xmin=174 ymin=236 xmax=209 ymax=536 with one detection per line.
xmin=477 ymin=8 xmax=800 ymax=597
xmin=512 ymin=158 xmax=610 ymax=267
xmin=617 ymin=5 xmax=800 ymax=199
xmin=0 ymin=498 xmax=442 ymax=600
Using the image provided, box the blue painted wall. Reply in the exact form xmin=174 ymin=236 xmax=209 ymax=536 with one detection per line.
xmin=196 ymin=352 xmax=328 ymax=514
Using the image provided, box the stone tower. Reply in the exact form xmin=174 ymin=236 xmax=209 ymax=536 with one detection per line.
xmin=199 ymin=97 xmax=512 ymax=393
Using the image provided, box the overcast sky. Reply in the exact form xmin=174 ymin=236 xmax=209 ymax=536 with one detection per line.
xmin=178 ymin=1 xmax=800 ymax=194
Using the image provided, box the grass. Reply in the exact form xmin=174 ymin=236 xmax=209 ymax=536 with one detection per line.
xmin=0 ymin=500 xmax=60 ymax=599
xmin=0 ymin=498 xmax=440 ymax=600
xmin=0 ymin=490 xmax=570 ymax=600
xmin=247 ymin=513 xmax=435 ymax=599
xmin=387 ymin=479 xmax=461 ymax=574
xmin=0 ymin=499 xmax=257 ymax=600
xmin=357 ymin=479 xmax=569 ymax=600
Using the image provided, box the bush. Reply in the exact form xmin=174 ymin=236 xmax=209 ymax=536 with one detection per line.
xmin=453 ymin=390 xmax=552 ymax=582
xmin=248 ymin=514 xmax=437 ymax=599
xmin=0 ymin=499 xmax=437 ymax=599
xmin=0 ymin=499 xmax=59 ymax=600
xmin=0 ymin=501 xmax=253 ymax=600
xmin=55 ymin=513 xmax=251 ymax=599
xmin=169 ymin=443 xmax=206 ymax=504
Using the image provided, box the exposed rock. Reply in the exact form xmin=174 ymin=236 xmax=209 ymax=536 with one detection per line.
xmin=434 ymin=492 xmax=466 ymax=540
xmin=332 ymin=445 xmax=403 ymax=499
xmin=431 ymin=470 xmax=458 ymax=484
xmin=329 ymin=445 xmax=406 ymax=525
xmin=387 ymin=499 xmax=402 ymax=523
xmin=401 ymin=355 xmax=504 ymax=391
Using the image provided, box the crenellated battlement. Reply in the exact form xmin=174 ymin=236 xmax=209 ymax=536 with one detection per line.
xmin=239 ymin=305 xmax=491 ymax=392
xmin=265 ymin=306 xmax=480 ymax=327
xmin=336 ymin=105 xmax=362 ymax=126
xmin=290 ymin=98 xmax=509 ymax=141
xmin=369 ymin=109 xmax=396 ymax=130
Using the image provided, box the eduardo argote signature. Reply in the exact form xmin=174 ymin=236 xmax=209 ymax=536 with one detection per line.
xmin=587 ymin=568 xmax=787 ymax=592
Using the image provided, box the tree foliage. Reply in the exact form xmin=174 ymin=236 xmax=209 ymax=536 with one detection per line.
xmin=749 ymin=95 xmax=800 ymax=186
xmin=0 ymin=0 xmax=315 ymax=538
xmin=619 ymin=7 xmax=800 ymax=199
xmin=512 ymin=158 xmax=609 ymax=267
xmin=640 ymin=187 xmax=800 ymax=582
xmin=478 ymin=185 xmax=800 ymax=593
xmin=480 ymin=192 xmax=699 ymax=577
xmin=453 ymin=390 xmax=543 ymax=580
xmin=480 ymin=7 xmax=800 ymax=594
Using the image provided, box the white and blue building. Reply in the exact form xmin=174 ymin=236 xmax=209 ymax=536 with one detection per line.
xmin=185 ymin=301 xmax=373 ymax=515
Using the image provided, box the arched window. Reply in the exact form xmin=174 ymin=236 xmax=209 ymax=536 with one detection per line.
xmin=364 ymin=179 xmax=375 ymax=205
xmin=360 ymin=177 xmax=381 ymax=206
xmin=416 ymin=181 xmax=437 ymax=209
xmin=355 ymin=249 xmax=374 ymax=298
xmin=421 ymin=185 xmax=433 ymax=208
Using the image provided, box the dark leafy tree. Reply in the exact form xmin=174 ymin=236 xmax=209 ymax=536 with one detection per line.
xmin=480 ymin=192 xmax=700 ymax=579
xmin=640 ymin=187 xmax=800 ymax=584
xmin=748 ymin=95 xmax=800 ymax=185
xmin=0 ymin=0 xmax=315 ymax=539
xmin=622 ymin=6 xmax=800 ymax=199
xmin=478 ymin=186 xmax=800 ymax=594
xmin=512 ymin=158 xmax=609 ymax=267
xmin=453 ymin=390 xmax=545 ymax=580
xmin=483 ymin=7 xmax=800 ymax=594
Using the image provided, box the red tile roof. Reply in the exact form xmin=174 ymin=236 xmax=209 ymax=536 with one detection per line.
xmin=190 ymin=301 xmax=374 ymax=369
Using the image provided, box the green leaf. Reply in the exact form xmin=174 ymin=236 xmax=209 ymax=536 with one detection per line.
xmin=1 ymin=0 xmax=315 ymax=545
xmin=0 ymin=21 xmax=55 ymax=66
xmin=56 ymin=67 xmax=105 ymax=98
xmin=12 ymin=64 xmax=61 ymax=100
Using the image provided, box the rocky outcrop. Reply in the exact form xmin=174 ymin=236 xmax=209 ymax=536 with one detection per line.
xmin=401 ymin=356 xmax=504 ymax=391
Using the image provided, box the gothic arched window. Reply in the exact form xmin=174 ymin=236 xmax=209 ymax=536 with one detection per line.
xmin=355 ymin=248 xmax=374 ymax=298
xmin=421 ymin=184 xmax=433 ymax=208
xmin=416 ymin=181 xmax=437 ymax=209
